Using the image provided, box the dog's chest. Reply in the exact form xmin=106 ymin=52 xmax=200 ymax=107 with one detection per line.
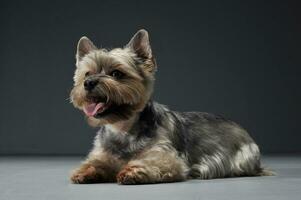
xmin=96 ymin=126 xmax=151 ymax=159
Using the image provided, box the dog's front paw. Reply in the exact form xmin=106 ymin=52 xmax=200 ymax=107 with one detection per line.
xmin=117 ymin=165 xmax=149 ymax=185
xmin=70 ymin=165 xmax=99 ymax=184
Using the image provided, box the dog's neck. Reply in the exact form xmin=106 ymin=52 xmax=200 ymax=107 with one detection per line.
xmin=105 ymin=113 xmax=139 ymax=133
xmin=104 ymin=100 xmax=156 ymax=134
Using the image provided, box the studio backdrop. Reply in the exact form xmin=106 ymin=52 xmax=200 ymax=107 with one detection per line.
xmin=0 ymin=0 xmax=299 ymax=155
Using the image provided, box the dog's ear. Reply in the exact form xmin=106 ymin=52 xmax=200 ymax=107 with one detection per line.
xmin=76 ymin=36 xmax=97 ymax=64
xmin=126 ymin=29 xmax=152 ymax=59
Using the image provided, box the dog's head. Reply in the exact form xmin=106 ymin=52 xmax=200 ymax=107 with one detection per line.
xmin=70 ymin=29 xmax=156 ymax=126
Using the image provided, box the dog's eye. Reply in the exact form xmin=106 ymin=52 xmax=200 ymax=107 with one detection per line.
xmin=85 ymin=71 xmax=90 ymax=77
xmin=110 ymin=70 xmax=124 ymax=79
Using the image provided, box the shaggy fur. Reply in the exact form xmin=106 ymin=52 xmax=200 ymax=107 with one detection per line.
xmin=70 ymin=29 xmax=273 ymax=185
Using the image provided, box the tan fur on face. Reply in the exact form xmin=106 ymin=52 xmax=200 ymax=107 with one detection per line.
xmin=70 ymin=47 xmax=155 ymax=126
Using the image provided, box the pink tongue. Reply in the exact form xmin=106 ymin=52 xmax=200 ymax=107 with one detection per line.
xmin=83 ymin=102 xmax=104 ymax=117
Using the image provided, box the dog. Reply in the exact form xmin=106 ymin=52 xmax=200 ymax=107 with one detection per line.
xmin=70 ymin=29 xmax=272 ymax=184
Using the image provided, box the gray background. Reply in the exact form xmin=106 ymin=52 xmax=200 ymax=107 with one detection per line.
xmin=0 ymin=0 xmax=299 ymax=155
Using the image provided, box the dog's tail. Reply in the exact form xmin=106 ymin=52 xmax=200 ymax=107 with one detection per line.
xmin=257 ymin=167 xmax=276 ymax=176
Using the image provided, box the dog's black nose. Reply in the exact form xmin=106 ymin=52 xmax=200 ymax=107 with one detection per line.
xmin=84 ymin=79 xmax=98 ymax=91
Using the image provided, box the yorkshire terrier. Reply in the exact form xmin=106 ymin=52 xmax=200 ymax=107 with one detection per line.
xmin=70 ymin=29 xmax=272 ymax=184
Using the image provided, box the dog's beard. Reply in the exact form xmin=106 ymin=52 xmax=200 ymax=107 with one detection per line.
xmin=70 ymin=77 xmax=152 ymax=126
xmin=81 ymin=89 xmax=143 ymax=126
xmin=82 ymin=93 xmax=110 ymax=117
xmin=86 ymin=102 xmax=137 ymax=126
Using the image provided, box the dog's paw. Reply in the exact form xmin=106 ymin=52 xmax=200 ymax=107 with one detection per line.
xmin=117 ymin=165 xmax=149 ymax=185
xmin=70 ymin=165 xmax=99 ymax=184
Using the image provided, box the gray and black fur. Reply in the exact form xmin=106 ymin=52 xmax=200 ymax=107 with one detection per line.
xmin=95 ymin=101 xmax=269 ymax=180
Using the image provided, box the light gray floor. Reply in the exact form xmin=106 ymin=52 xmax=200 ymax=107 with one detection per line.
xmin=0 ymin=156 xmax=300 ymax=200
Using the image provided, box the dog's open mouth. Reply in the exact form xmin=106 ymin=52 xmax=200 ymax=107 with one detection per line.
xmin=83 ymin=102 xmax=110 ymax=117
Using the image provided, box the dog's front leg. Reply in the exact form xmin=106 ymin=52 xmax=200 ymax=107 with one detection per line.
xmin=117 ymin=147 xmax=188 ymax=184
xmin=71 ymin=151 xmax=125 ymax=184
